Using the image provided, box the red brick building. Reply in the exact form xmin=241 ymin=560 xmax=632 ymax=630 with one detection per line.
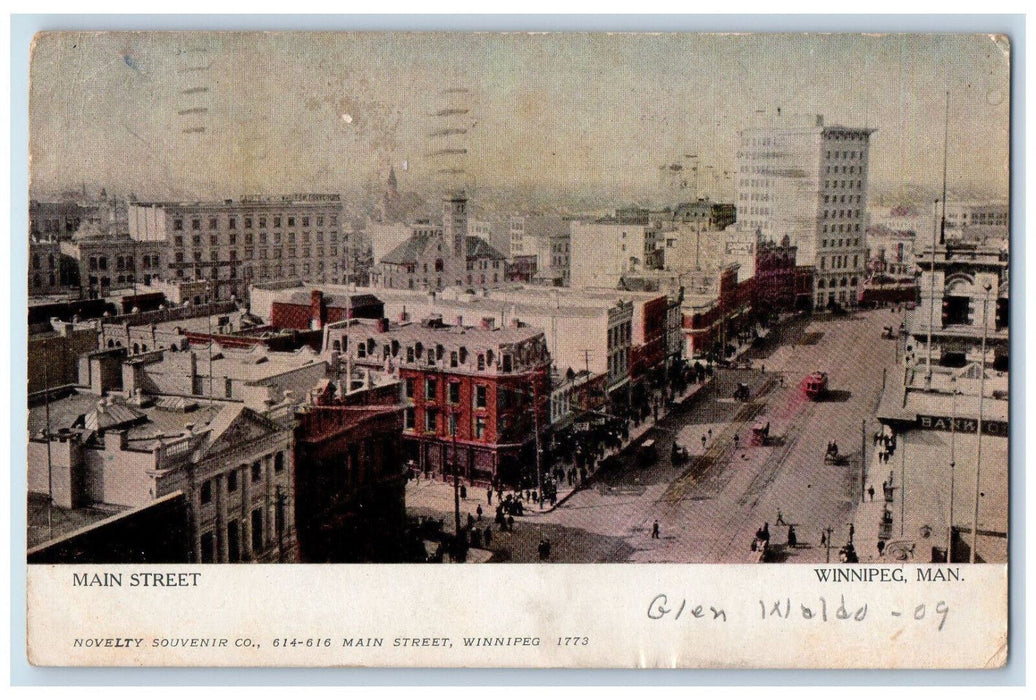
xmin=630 ymin=294 xmax=669 ymax=380
xmin=270 ymin=289 xmax=384 ymax=331
xmin=292 ymin=377 xmax=407 ymax=562
xmin=753 ymin=236 xmax=815 ymax=313
xmin=324 ymin=316 xmax=551 ymax=487
xmin=681 ymin=265 xmax=755 ymax=359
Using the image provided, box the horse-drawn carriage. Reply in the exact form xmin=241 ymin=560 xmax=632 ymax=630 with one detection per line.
xmin=824 ymin=441 xmax=849 ymax=465
xmin=750 ymin=421 xmax=771 ymax=446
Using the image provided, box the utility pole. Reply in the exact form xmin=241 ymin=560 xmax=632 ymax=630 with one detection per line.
xmin=532 ymin=378 xmax=544 ymax=510
xmin=926 ymin=199 xmax=938 ymax=382
xmin=948 ymin=376 xmax=957 ymax=563
xmin=860 ymin=418 xmax=867 ymax=503
xmin=824 ymin=526 xmax=833 ymax=563
xmin=900 ymin=439 xmax=907 ymax=537
xmin=452 ymin=407 xmax=461 ymax=544
xmin=972 ymin=284 xmax=992 ymax=563
xmin=43 ymin=358 xmax=53 ymax=539
xmin=206 ymin=281 xmax=214 ymax=398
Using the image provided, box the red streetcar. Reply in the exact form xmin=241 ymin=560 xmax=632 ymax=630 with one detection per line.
xmin=801 ymin=372 xmax=829 ymax=400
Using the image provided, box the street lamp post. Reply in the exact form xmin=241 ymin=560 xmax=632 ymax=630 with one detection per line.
xmin=971 ymin=283 xmax=992 ymax=564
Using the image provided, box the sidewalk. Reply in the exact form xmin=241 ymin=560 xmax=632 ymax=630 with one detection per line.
xmin=405 ymin=376 xmax=715 ymax=521
xmin=854 ymin=437 xmax=899 ymax=563
xmin=406 ymin=343 xmax=760 ymax=521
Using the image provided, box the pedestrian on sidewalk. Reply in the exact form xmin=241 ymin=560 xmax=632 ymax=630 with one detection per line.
xmin=776 ymin=509 xmax=785 ymax=525
xmin=708 ymin=428 xmax=713 ymax=440
xmin=487 ymin=488 xmax=493 ymax=505
xmin=652 ymin=520 xmax=660 ymax=539
xmin=701 ymin=434 xmax=707 ymax=449
xmin=733 ymin=433 xmax=740 ymax=448
xmin=848 ymin=523 xmax=855 ymax=544
xmin=507 ymin=515 xmax=515 ymax=532
xmin=476 ymin=505 xmax=483 ymax=521
xmin=484 ymin=526 xmax=492 ymax=547
xmin=867 ymin=484 xmax=875 ymax=502
xmin=877 ymin=540 xmax=886 ymax=557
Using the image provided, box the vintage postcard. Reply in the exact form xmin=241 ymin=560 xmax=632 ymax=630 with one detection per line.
xmin=24 ymin=30 xmax=1010 ymax=668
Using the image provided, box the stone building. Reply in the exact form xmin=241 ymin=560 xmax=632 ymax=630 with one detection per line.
xmin=736 ymin=113 xmax=875 ymax=309
xmin=27 ymin=392 xmax=297 ymax=563
xmin=127 ymin=194 xmax=349 ymax=300
xmin=374 ymin=193 xmax=507 ymax=291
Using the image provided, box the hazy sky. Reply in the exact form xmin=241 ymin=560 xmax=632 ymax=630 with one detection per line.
xmin=29 ymin=32 xmax=1011 ymax=202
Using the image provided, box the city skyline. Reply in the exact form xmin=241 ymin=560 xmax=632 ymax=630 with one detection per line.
xmin=30 ymin=32 xmax=1009 ymax=203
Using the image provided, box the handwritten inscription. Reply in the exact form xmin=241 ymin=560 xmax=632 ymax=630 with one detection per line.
xmin=645 ymin=594 xmax=950 ymax=631
xmin=758 ymin=597 xmax=949 ymax=631
xmin=647 ymin=594 xmax=728 ymax=622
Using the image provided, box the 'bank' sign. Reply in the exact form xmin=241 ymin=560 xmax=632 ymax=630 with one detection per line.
xmin=917 ymin=414 xmax=1009 ymax=437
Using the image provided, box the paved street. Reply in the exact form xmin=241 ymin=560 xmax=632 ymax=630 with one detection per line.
xmin=407 ymin=309 xmax=904 ymax=563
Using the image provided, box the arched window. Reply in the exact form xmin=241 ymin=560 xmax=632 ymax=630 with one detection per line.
xmin=107 ymin=339 xmax=115 ymax=348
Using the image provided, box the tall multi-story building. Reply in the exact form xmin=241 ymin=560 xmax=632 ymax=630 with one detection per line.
xmin=736 ymin=114 xmax=875 ymax=309
xmin=127 ymin=195 xmax=348 ymax=300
